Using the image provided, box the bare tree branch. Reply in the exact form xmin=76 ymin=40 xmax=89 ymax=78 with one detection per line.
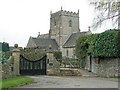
xmin=89 ymin=0 xmax=120 ymax=29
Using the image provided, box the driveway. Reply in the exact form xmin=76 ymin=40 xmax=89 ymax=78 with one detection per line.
xmin=20 ymin=75 xmax=119 ymax=88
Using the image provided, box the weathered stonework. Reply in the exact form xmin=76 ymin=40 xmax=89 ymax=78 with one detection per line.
xmin=85 ymin=57 xmax=120 ymax=77
xmin=49 ymin=10 xmax=79 ymax=50
xmin=12 ymin=44 xmax=20 ymax=76
xmin=47 ymin=52 xmax=60 ymax=75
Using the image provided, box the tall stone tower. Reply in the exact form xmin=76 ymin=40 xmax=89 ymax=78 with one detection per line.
xmin=49 ymin=8 xmax=80 ymax=50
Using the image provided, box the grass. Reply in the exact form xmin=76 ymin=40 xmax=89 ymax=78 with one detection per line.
xmin=0 ymin=76 xmax=33 ymax=89
xmin=111 ymin=76 xmax=120 ymax=78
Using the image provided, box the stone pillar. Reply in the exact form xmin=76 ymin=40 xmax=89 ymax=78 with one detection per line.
xmin=47 ymin=52 xmax=54 ymax=64
xmin=12 ymin=44 xmax=20 ymax=75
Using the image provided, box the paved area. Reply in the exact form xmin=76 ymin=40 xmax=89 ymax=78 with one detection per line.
xmin=20 ymin=76 xmax=119 ymax=88
xmin=78 ymin=69 xmax=98 ymax=77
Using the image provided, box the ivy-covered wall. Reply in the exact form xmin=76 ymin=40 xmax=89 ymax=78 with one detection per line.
xmin=75 ymin=29 xmax=120 ymax=77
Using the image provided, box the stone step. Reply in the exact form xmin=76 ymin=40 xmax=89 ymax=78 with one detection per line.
xmin=59 ymin=68 xmax=81 ymax=76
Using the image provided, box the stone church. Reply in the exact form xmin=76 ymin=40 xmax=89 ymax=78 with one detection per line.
xmin=27 ymin=8 xmax=91 ymax=58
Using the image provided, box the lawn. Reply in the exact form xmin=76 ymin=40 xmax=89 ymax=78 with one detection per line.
xmin=0 ymin=76 xmax=33 ymax=89
xmin=111 ymin=76 xmax=120 ymax=78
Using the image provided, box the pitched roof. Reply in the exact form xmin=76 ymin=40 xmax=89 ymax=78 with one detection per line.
xmin=63 ymin=32 xmax=87 ymax=48
xmin=37 ymin=33 xmax=49 ymax=39
xmin=32 ymin=38 xmax=59 ymax=50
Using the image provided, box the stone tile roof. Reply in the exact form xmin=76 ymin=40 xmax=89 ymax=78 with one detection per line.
xmin=32 ymin=38 xmax=59 ymax=50
xmin=37 ymin=33 xmax=49 ymax=39
xmin=63 ymin=32 xmax=87 ymax=48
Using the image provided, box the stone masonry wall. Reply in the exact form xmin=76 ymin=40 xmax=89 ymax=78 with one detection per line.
xmin=91 ymin=58 xmax=119 ymax=77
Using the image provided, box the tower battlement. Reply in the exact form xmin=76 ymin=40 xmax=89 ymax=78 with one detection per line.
xmin=51 ymin=10 xmax=79 ymax=18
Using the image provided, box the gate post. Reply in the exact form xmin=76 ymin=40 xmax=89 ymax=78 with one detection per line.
xmin=12 ymin=44 xmax=20 ymax=75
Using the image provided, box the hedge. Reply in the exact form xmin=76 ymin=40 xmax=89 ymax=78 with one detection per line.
xmin=75 ymin=29 xmax=120 ymax=59
xmin=92 ymin=29 xmax=120 ymax=57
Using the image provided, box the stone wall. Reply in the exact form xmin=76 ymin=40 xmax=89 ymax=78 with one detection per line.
xmin=1 ymin=63 xmax=14 ymax=79
xmin=1 ymin=56 xmax=14 ymax=79
xmin=86 ymin=57 xmax=120 ymax=77
xmin=1 ymin=44 xmax=20 ymax=79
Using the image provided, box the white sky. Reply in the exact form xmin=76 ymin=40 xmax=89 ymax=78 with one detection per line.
xmin=0 ymin=0 xmax=113 ymax=47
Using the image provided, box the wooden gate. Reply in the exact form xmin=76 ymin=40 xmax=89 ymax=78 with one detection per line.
xmin=20 ymin=55 xmax=47 ymax=75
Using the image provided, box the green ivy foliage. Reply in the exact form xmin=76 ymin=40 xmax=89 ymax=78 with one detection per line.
xmin=92 ymin=29 xmax=120 ymax=57
xmin=75 ymin=29 xmax=120 ymax=59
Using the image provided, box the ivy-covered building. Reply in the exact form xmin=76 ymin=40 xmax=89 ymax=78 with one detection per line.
xmin=76 ymin=29 xmax=120 ymax=77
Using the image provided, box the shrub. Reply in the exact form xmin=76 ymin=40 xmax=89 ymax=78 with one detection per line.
xmin=75 ymin=34 xmax=95 ymax=59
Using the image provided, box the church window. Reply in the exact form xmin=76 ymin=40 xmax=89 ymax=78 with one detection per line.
xmin=69 ymin=20 xmax=72 ymax=27
xmin=66 ymin=50 xmax=69 ymax=57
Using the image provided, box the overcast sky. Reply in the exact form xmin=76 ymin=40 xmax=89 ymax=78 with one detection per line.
xmin=0 ymin=0 xmax=113 ymax=47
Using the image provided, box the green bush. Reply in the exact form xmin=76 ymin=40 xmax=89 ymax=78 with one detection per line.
xmin=92 ymin=29 xmax=120 ymax=57
xmin=75 ymin=34 xmax=96 ymax=68
xmin=75 ymin=34 xmax=95 ymax=59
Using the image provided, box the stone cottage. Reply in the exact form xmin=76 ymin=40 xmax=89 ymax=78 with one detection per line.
xmin=27 ymin=9 xmax=91 ymax=58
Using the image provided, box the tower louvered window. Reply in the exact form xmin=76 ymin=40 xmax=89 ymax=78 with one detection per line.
xmin=69 ymin=20 xmax=72 ymax=27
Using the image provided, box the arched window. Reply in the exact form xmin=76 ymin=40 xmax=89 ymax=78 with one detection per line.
xmin=66 ymin=50 xmax=69 ymax=57
xmin=69 ymin=20 xmax=72 ymax=27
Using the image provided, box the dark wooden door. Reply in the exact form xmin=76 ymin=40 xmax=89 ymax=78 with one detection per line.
xmin=20 ymin=55 xmax=47 ymax=75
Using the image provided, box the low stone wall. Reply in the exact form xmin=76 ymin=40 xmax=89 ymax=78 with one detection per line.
xmin=1 ymin=63 xmax=14 ymax=79
xmin=1 ymin=45 xmax=20 ymax=79
xmin=91 ymin=58 xmax=119 ymax=77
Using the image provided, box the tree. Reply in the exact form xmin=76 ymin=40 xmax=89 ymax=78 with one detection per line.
xmin=89 ymin=0 xmax=120 ymax=29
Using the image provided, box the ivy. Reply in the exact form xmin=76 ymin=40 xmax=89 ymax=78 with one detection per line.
xmin=92 ymin=29 xmax=120 ymax=58
xmin=75 ymin=29 xmax=120 ymax=59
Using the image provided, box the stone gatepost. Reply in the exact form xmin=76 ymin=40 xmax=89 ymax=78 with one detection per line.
xmin=47 ymin=52 xmax=54 ymax=64
xmin=12 ymin=44 xmax=20 ymax=75
xmin=46 ymin=45 xmax=60 ymax=75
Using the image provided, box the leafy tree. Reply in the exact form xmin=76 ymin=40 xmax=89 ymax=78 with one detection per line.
xmin=75 ymin=34 xmax=95 ymax=68
xmin=75 ymin=34 xmax=96 ymax=59
xmin=89 ymin=0 xmax=120 ymax=29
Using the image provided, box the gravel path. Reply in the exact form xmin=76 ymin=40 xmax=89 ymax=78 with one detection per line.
xmin=20 ymin=75 xmax=119 ymax=88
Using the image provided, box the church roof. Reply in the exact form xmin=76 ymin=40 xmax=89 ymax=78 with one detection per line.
xmin=63 ymin=32 xmax=87 ymax=48
xmin=32 ymin=38 xmax=59 ymax=50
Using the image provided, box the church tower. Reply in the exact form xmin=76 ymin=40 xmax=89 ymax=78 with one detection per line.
xmin=49 ymin=8 xmax=80 ymax=50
